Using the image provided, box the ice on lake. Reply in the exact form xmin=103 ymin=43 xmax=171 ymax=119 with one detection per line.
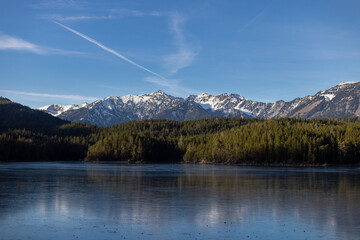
xmin=0 ymin=162 xmax=359 ymax=240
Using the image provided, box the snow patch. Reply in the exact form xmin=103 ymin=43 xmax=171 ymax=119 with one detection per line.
xmin=194 ymin=94 xmax=218 ymax=111
xmin=321 ymin=94 xmax=336 ymax=102
xmin=38 ymin=105 xmax=54 ymax=110
xmin=239 ymin=107 xmax=251 ymax=114
xmin=234 ymin=102 xmax=243 ymax=110
xmin=198 ymin=103 xmax=213 ymax=110
xmin=337 ymin=81 xmax=359 ymax=86
xmin=120 ymin=94 xmax=152 ymax=104
xmin=291 ymin=101 xmax=301 ymax=110
xmin=62 ymin=104 xmax=78 ymax=112
xmin=194 ymin=93 xmax=247 ymax=113
xmin=239 ymin=107 xmax=256 ymax=117
xmin=39 ymin=103 xmax=88 ymax=116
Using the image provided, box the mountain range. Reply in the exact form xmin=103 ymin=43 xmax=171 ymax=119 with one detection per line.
xmin=39 ymin=81 xmax=360 ymax=126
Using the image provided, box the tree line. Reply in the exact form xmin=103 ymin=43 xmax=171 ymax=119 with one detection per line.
xmin=1 ymin=117 xmax=360 ymax=165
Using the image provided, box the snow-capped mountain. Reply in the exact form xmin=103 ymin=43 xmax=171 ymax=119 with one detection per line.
xmin=39 ymin=82 xmax=360 ymax=126
xmin=39 ymin=103 xmax=88 ymax=116
xmin=189 ymin=93 xmax=270 ymax=118
xmin=266 ymin=81 xmax=360 ymax=118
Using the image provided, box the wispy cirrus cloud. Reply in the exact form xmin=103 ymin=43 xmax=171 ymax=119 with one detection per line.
xmin=53 ymin=21 xmax=167 ymax=80
xmin=40 ymin=14 xmax=115 ymax=22
xmin=44 ymin=10 xmax=198 ymax=74
xmin=50 ymin=11 xmax=199 ymax=95
xmin=239 ymin=8 xmax=267 ymax=33
xmin=0 ymin=34 xmax=43 ymax=54
xmin=143 ymin=12 xmax=200 ymax=96
xmin=0 ymin=89 xmax=99 ymax=103
xmin=163 ymin=13 xmax=199 ymax=75
xmin=0 ymin=33 xmax=82 ymax=55
xmin=108 ymin=9 xmax=161 ymax=17
xmin=31 ymin=0 xmax=86 ymax=9
xmin=145 ymin=76 xmax=199 ymax=96
xmin=40 ymin=8 xmax=161 ymax=22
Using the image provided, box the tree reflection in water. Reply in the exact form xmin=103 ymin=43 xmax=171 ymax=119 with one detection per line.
xmin=0 ymin=163 xmax=359 ymax=240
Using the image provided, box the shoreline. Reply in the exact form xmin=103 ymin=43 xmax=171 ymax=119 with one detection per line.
xmin=1 ymin=160 xmax=360 ymax=167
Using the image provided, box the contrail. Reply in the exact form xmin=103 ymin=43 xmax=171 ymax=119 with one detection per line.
xmin=239 ymin=8 xmax=267 ymax=33
xmin=53 ymin=21 xmax=166 ymax=80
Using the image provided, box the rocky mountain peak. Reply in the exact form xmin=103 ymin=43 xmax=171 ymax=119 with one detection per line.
xmin=150 ymin=90 xmax=169 ymax=97
xmin=336 ymin=81 xmax=360 ymax=87
xmin=39 ymin=82 xmax=360 ymax=126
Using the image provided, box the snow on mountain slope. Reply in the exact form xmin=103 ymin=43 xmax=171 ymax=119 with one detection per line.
xmin=39 ymin=103 xmax=88 ymax=116
xmin=39 ymin=82 xmax=360 ymax=126
xmin=40 ymin=90 xmax=185 ymax=126
xmin=191 ymin=93 xmax=267 ymax=118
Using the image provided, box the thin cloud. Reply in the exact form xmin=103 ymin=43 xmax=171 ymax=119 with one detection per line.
xmin=239 ymin=8 xmax=267 ymax=33
xmin=0 ymin=89 xmax=99 ymax=102
xmin=52 ymin=14 xmax=197 ymax=96
xmin=108 ymin=9 xmax=161 ymax=17
xmin=100 ymin=85 xmax=143 ymax=95
xmin=41 ymin=14 xmax=115 ymax=22
xmin=40 ymin=9 xmax=161 ymax=22
xmin=31 ymin=0 xmax=86 ymax=9
xmin=47 ymin=11 xmax=198 ymax=75
xmin=0 ymin=34 xmax=43 ymax=54
xmin=164 ymin=48 xmax=197 ymax=74
xmin=44 ymin=47 xmax=83 ymax=55
xmin=163 ymin=13 xmax=198 ymax=74
xmin=0 ymin=33 xmax=82 ymax=55
xmin=53 ymin=21 xmax=167 ymax=80
xmin=145 ymin=76 xmax=199 ymax=96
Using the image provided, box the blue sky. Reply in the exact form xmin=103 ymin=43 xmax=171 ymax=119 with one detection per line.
xmin=1 ymin=0 xmax=360 ymax=108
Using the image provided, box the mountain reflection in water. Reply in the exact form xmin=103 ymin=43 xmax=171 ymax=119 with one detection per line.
xmin=0 ymin=163 xmax=359 ymax=240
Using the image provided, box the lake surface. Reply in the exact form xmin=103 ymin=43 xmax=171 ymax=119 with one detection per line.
xmin=0 ymin=163 xmax=359 ymax=240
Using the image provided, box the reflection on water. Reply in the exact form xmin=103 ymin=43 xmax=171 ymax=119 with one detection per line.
xmin=0 ymin=163 xmax=359 ymax=240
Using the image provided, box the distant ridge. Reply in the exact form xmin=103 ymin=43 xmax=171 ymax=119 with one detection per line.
xmin=0 ymin=97 xmax=68 ymax=131
xmin=39 ymin=82 xmax=360 ymax=126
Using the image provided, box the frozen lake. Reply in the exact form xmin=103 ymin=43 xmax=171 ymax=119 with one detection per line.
xmin=0 ymin=162 xmax=359 ymax=239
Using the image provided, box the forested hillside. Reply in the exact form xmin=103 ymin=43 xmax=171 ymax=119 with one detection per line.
xmin=86 ymin=118 xmax=360 ymax=165
xmin=0 ymin=97 xmax=68 ymax=131
xmin=0 ymin=97 xmax=97 ymax=161
xmin=1 ymin=111 xmax=360 ymax=165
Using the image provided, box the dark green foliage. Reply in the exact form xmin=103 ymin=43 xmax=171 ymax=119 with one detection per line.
xmin=0 ymin=97 xmax=68 ymax=132
xmin=86 ymin=118 xmax=251 ymax=162
xmin=181 ymin=118 xmax=360 ymax=165
xmin=1 ymin=110 xmax=360 ymax=165
xmin=0 ymin=98 xmax=98 ymax=161
xmin=87 ymin=131 xmax=181 ymax=162
xmin=0 ymin=124 xmax=98 ymax=161
xmin=85 ymin=117 xmax=360 ymax=165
